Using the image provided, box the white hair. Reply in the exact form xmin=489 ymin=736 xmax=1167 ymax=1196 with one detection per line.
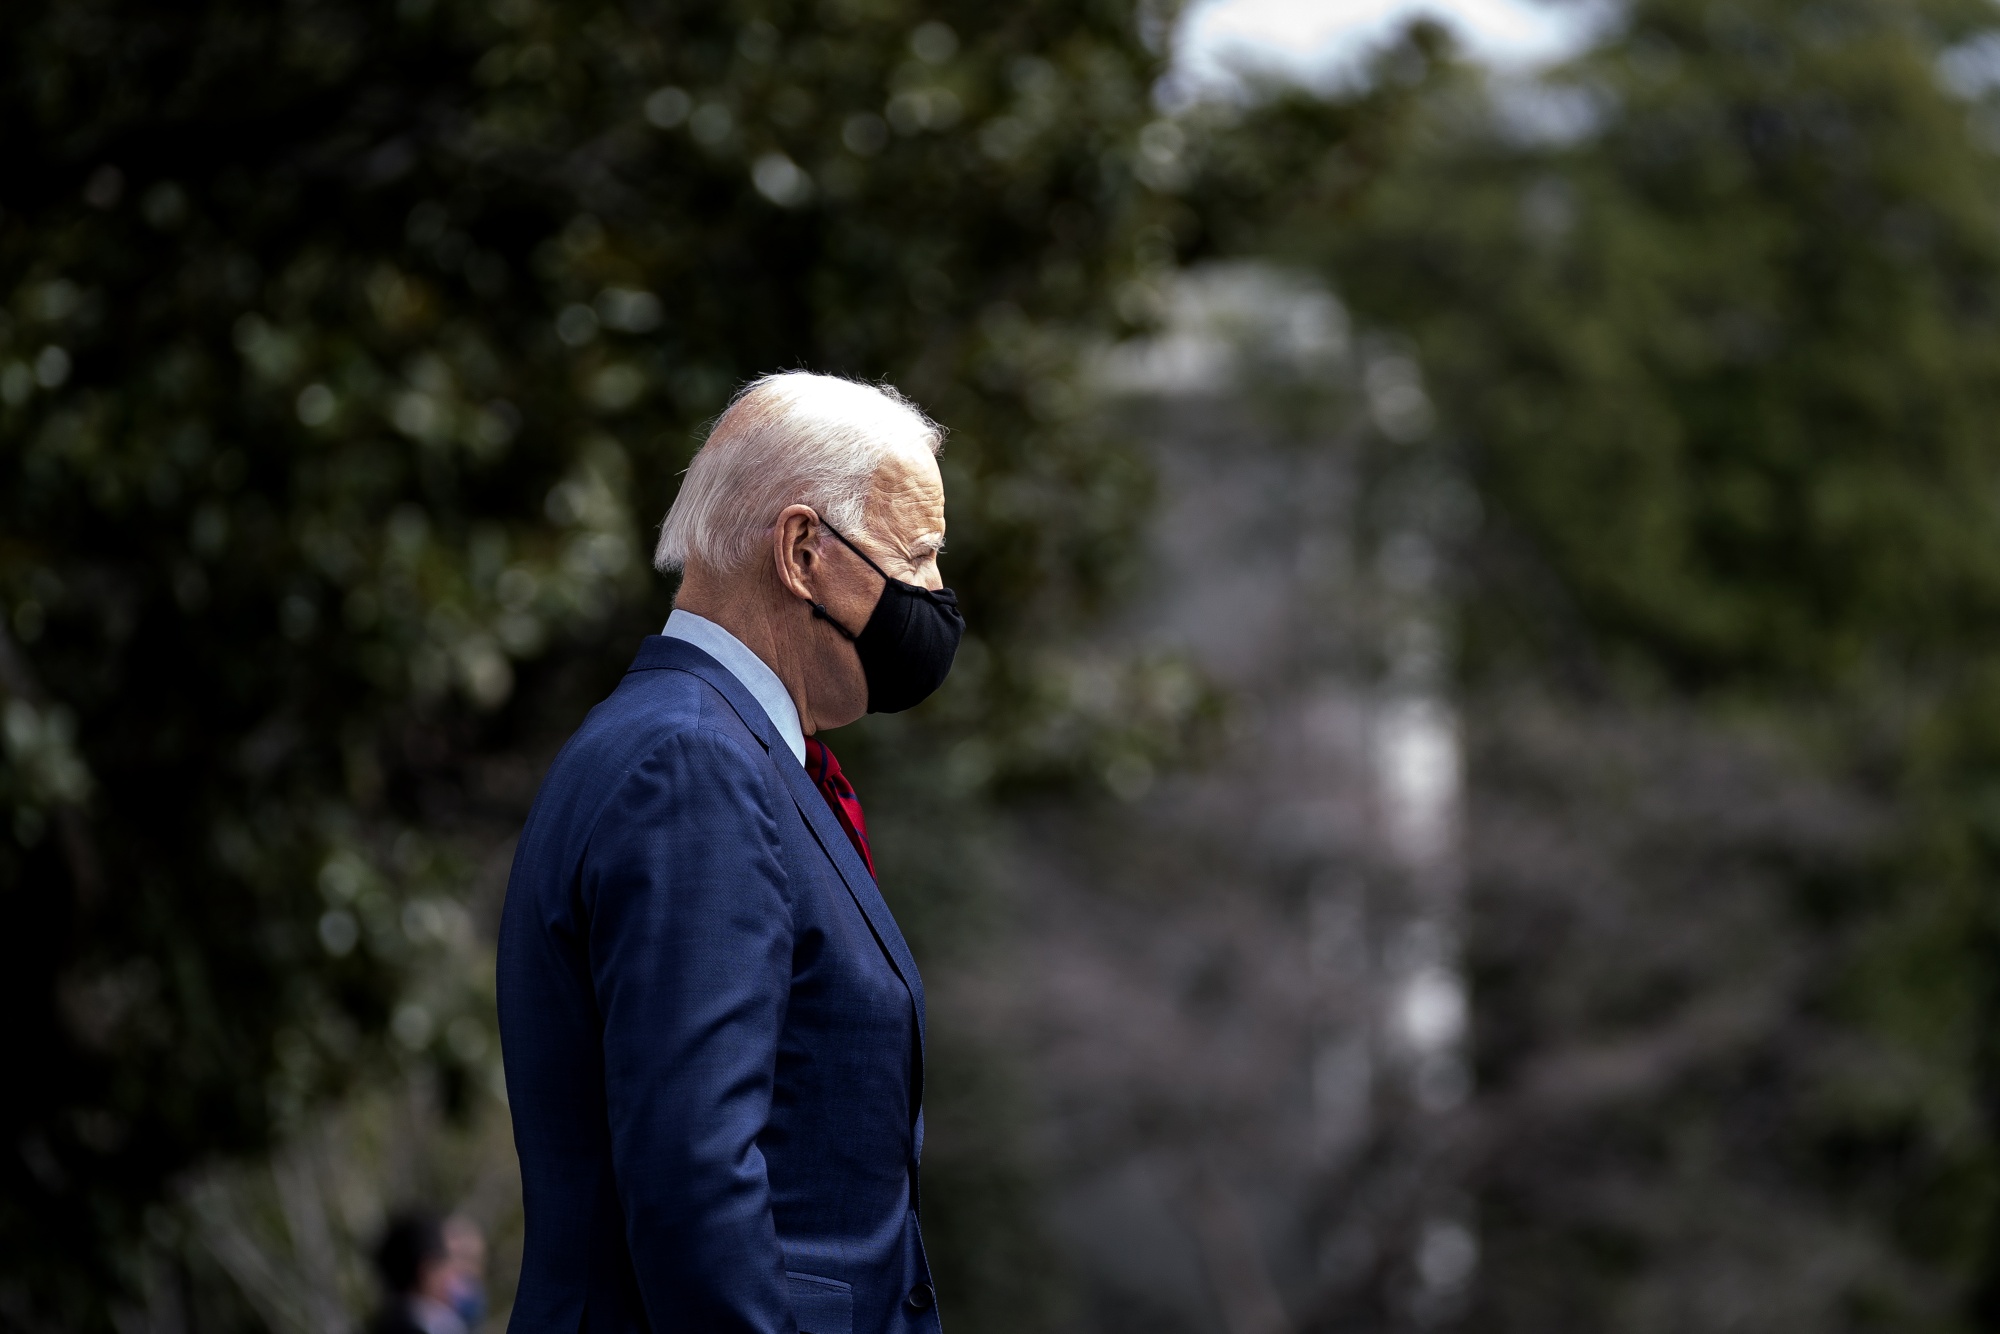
xmin=654 ymin=372 xmax=944 ymax=574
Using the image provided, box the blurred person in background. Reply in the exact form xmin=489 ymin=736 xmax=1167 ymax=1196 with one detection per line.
xmin=498 ymin=373 xmax=962 ymax=1334
xmin=443 ymin=1214 xmax=488 ymax=1331
xmin=374 ymin=1211 xmax=483 ymax=1334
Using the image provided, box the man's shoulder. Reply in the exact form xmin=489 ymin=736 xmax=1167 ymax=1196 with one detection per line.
xmin=506 ymin=650 xmax=784 ymax=913
xmin=566 ymin=657 xmax=767 ymax=777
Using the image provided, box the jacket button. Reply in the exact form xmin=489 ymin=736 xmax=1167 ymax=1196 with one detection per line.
xmin=904 ymin=1282 xmax=935 ymax=1312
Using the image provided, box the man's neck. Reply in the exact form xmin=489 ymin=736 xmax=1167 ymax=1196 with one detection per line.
xmin=673 ymin=568 xmax=816 ymax=733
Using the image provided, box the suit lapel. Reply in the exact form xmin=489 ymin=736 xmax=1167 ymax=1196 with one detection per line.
xmin=771 ymin=758 xmax=927 ymax=1025
xmin=631 ymin=637 xmax=928 ymax=1043
xmin=774 ymin=757 xmax=928 ymax=1139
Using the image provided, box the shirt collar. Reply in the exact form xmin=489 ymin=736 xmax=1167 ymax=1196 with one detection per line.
xmin=660 ymin=610 xmax=807 ymax=766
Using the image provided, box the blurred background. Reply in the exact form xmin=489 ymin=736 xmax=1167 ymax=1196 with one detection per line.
xmin=10 ymin=0 xmax=2000 ymax=1329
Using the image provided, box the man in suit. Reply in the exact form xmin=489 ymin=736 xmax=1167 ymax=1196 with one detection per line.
xmin=497 ymin=373 xmax=964 ymax=1334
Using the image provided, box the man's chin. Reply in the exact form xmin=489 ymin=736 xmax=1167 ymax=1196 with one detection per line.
xmin=816 ymin=704 xmax=869 ymax=731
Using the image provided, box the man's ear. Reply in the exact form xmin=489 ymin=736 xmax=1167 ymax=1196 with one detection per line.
xmin=771 ymin=504 xmax=820 ymax=602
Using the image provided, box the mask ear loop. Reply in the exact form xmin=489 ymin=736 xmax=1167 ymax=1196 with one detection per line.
xmin=819 ymin=518 xmax=899 ymax=581
xmin=807 ymin=515 xmax=880 ymax=642
xmin=821 ymin=515 xmax=954 ymax=599
xmin=810 ymin=600 xmax=861 ymax=643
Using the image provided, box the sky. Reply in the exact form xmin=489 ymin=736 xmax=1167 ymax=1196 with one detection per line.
xmin=1172 ymin=0 xmax=1602 ymax=94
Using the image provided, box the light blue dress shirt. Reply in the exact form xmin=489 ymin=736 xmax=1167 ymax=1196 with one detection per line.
xmin=660 ymin=610 xmax=807 ymax=766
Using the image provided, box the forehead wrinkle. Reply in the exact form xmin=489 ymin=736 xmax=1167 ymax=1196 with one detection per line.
xmin=864 ymin=455 xmax=945 ymax=555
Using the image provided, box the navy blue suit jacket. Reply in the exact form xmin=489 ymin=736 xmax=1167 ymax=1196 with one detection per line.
xmin=497 ymin=636 xmax=938 ymax=1334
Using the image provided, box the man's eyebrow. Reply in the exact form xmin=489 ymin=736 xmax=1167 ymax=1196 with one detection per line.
xmin=909 ymin=530 xmax=946 ymax=555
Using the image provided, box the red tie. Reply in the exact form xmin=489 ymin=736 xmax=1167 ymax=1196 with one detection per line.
xmin=804 ymin=737 xmax=874 ymax=876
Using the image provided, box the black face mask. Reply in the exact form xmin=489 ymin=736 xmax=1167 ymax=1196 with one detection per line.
xmin=809 ymin=519 xmax=965 ymax=713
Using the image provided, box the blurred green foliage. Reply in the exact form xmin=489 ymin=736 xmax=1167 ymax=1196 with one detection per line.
xmin=1216 ymin=0 xmax=2000 ymax=1325
xmin=1330 ymin=0 xmax=2000 ymax=691
xmin=0 ymin=0 xmax=1236 ymax=1323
